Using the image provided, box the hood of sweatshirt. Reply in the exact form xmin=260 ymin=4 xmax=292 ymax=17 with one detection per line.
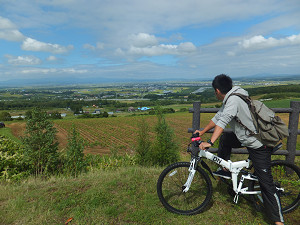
xmin=223 ymin=86 xmax=249 ymax=104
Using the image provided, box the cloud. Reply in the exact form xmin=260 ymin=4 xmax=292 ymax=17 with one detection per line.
xmin=128 ymin=33 xmax=158 ymax=48
xmin=21 ymin=67 xmax=88 ymax=74
xmin=118 ymin=33 xmax=197 ymax=57
xmin=47 ymin=55 xmax=58 ymax=61
xmin=0 ymin=16 xmax=25 ymax=41
xmin=239 ymin=34 xmax=300 ymax=50
xmin=5 ymin=55 xmax=42 ymax=65
xmin=21 ymin=38 xmax=73 ymax=54
xmin=83 ymin=42 xmax=105 ymax=51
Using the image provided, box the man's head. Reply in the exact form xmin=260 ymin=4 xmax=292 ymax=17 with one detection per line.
xmin=212 ymin=74 xmax=232 ymax=94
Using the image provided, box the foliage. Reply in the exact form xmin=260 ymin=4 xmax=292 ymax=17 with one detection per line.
xmin=0 ymin=135 xmax=29 ymax=181
xmin=85 ymin=153 xmax=136 ymax=170
xmin=49 ymin=111 xmax=62 ymax=119
xmin=135 ymin=117 xmax=152 ymax=165
xmin=22 ymin=107 xmax=60 ymax=176
xmin=148 ymin=107 xmax=180 ymax=166
xmin=64 ymin=125 xmax=87 ymax=177
xmin=0 ymin=111 xmax=12 ymax=121
xmin=77 ymin=111 xmax=109 ymax=119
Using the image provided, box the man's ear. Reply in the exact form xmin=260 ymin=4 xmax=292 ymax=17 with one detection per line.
xmin=215 ymin=89 xmax=221 ymax=95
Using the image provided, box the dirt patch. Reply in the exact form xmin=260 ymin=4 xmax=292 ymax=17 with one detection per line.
xmin=6 ymin=122 xmax=26 ymax=138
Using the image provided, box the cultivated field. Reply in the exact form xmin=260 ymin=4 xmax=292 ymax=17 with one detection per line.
xmin=7 ymin=110 xmax=295 ymax=156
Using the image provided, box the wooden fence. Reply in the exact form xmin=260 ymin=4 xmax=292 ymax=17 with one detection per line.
xmin=188 ymin=101 xmax=300 ymax=164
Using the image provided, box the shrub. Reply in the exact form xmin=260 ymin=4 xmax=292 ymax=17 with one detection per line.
xmin=136 ymin=117 xmax=152 ymax=165
xmin=22 ymin=107 xmax=59 ymax=176
xmin=148 ymin=107 xmax=180 ymax=166
xmin=64 ymin=125 xmax=87 ymax=177
xmin=0 ymin=112 xmax=12 ymax=121
xmin=0 ymin=135 xmax=29 ymax=181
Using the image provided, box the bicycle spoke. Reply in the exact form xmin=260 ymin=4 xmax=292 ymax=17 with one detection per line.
xmin=157 ymin=162 xmax=212 ymax=215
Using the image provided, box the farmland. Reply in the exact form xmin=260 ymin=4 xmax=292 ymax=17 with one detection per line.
xmin=7 ymin=111 xmax=213 ymax=155
xmin=1 ymin=78 xmax=300 ymax=157
xmin=6 ymin=109 xmax=296 ymax=157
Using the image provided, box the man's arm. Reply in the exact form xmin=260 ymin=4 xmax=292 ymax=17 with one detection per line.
xmin=194 ymin=120 xmax=216 ymax=136
xmin=199 ymin=125 xmax=224 ymax=150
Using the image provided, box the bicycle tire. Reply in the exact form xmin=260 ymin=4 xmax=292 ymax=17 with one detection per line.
xmin=249 ymin=160 xmax=300 ymax=214
xmin=157 ymin=162 xmax=213 ymax=215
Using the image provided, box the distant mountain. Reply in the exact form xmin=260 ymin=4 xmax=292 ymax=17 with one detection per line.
xmin=0 ymin=74 xmax=299 ymax=87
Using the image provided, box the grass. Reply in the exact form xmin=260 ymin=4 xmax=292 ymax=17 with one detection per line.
xmin=0 ymin=126 xmax=22 ymax=144
xmin=0 ymin=165 xmax=299 ymax=225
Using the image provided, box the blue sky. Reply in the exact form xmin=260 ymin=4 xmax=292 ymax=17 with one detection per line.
xmin=0 ymin=0 xmax=300 ymax=85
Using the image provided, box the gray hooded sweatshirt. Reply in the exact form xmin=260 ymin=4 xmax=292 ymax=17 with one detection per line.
xmin=211 ymin=86 xmax=263 ymax=149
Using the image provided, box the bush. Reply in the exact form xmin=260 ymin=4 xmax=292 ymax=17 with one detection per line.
xmin=85 ymin=153 xmax=136 ymax=170
xmin=22 ymin=108 xmax=59 ymax=176
xmin=136 ymin=117 xmax=152 ymax=165
xmin=0 ymin=135 xmax=29 ymax=181
xmin=0 ymin=112 xmax=12 ymax=121
xmin=64 ymin=125 xmax=87 ymax=177
xmin=49 ymin=111 xmax=62 ymax=119
xmin=144 ymin=107 xmax=180 ymax=166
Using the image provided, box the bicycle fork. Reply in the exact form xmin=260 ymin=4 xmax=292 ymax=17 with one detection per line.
xmin=182 ymin=158 xmax=197 ymax=193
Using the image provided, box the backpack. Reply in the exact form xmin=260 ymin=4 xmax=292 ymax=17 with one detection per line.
xmin=228 ymin=93 xmax=289 ymax=147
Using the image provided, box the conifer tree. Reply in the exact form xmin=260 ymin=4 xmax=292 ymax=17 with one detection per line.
xmin=22 ymin=108 xmax=59 ymax=176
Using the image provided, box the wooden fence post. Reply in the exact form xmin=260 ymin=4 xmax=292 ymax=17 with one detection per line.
xmin=192 ymin=102 xmax=201 ymax=132
xmin=286 ymin=101 xmax=300 ymax=164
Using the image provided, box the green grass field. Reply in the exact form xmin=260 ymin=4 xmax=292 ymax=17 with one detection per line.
xmin=1 ymin=166 xmax=299 ymax=225
xmin=0 ymin=98 xmax=300 ymax=224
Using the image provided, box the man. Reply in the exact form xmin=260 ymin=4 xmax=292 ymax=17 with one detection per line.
xmin=195 ymin=74 xmax=284 ymax=225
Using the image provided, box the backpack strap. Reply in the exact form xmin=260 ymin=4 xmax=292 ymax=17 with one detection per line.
xmin=224 ymin=93 xmax=258 ymax=135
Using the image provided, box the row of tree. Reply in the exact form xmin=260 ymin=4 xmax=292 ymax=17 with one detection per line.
xmin=0 ymin=108 xmax=86 ymax=180
xmin=0 ymin=107 xmax=180 ymax=181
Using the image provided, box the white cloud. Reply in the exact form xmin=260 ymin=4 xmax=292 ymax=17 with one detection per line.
xmin=21 ymin=38 xmax=73 ymax=54
xmin=239 ymin=34 xmax=300 ymax=50
xmin=21 ymin=67 xmax=88 ymax=74
xmin=47 ymin=55 xmax=58 ymax=61
xmin=83 ymin=42 xmax=105 ymax=51
xmin=0 ymin=16 xmax=25 ymax=41
xmin=119 ymin=33 xmax=197 ymax=57
xmin=5 ymin=55 xmax=42 ymax=65
xmin=129 ymin=33 xmax=158 ymax=48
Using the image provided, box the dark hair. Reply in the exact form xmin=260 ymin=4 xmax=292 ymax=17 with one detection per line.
xmin=212 ymin=74 xmax=232 ymax=94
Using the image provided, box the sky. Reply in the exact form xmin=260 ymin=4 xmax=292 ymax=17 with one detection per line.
xmin=0 ymin=0 xmax=300 ymax=85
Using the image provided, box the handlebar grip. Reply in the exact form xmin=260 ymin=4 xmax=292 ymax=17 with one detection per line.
xmin=191 ymin=137 xmax=201 ymax=142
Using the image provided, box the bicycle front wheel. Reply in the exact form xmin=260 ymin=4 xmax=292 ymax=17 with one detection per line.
xmin=249 ymin=160 xmax=300 ymax=214
xmin=157 ymin=162 xmax=212 ymax=215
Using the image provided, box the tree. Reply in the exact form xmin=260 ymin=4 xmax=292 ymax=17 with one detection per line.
xmin=136 ymin=117 xmax=152 ymax=165
xmin=0 ymin=111 xmax=12 ymax=121
xmin=64 ymin=125 xmax=86 ymax=177
xmin=102 ymin=111 xmax=109 ymax=118
xmin=22 ymin=108 xmax=59 ymax=176
xmin=149 ymin=107 xmax=180 ymax=166
xmin=49 ymin=111 xmax=62 ymax=119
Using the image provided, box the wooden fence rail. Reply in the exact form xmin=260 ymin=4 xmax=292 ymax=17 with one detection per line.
xmin=188 ymin=101 xmax=300 ymax=164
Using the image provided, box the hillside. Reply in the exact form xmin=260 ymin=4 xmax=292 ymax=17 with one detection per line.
xmin=1 ymin=166 xmax=299 ymax=225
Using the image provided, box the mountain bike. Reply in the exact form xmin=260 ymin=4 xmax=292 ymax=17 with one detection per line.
xmin=157 ymin=133 xmax=300 ymax=215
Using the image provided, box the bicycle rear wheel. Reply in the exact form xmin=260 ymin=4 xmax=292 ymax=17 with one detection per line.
xmin=157 ymin=162 xmax=212 ymax=215
xmin=249 ymin=160 xmax=300 ymax=214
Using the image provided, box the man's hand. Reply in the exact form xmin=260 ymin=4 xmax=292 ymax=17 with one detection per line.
xmin=194 ymin=130 xmax=204 ymax=136
xmin=199 ymin=142 xmax=211 ymax=150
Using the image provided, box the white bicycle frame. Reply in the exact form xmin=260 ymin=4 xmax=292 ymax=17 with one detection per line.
xmin=183 ymin=149 xmax=264 ymax=204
